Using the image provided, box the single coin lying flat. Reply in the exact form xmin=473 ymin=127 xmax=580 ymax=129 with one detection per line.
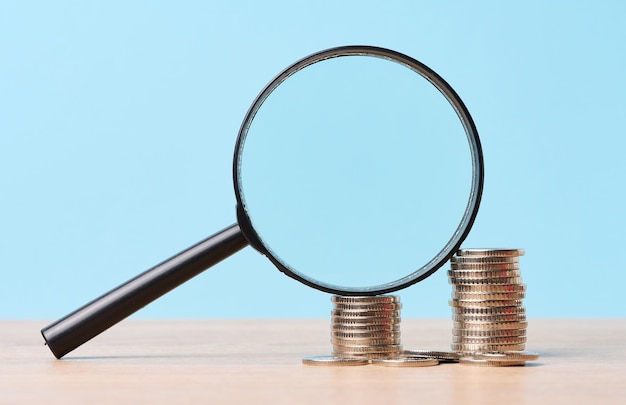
xmin=302 ymin=356 xmax=369 ymax=366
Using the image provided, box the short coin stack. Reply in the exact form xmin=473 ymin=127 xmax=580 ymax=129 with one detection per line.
xmin=448 ymin=248 xmax=538 ymax=366
xmin=330 ymin=295 xmax=403 ymax=360
xmin=304 ymin=295 xmax=441 ymax=366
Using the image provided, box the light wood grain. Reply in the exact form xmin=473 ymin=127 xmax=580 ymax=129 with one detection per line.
xmin=1 ymin=319 xmax=625 ymax=404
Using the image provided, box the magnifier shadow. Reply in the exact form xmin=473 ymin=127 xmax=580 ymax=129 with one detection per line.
xmin=57 ymin=352 xmax=295 ymax=366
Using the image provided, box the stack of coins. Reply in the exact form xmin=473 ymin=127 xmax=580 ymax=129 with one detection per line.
xmin=331 ymin=295 xmax=403 ymax=360
xmin=448 ymin=248 xmax=538 ymax=366
xmin=304 ymin=295 xmax=426 ymax=366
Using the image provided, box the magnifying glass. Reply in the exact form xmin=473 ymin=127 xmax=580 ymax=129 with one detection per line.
xmin=41 ymin=45 xmax=483 ymax=358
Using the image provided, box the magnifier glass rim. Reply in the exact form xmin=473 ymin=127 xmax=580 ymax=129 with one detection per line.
xmin=233 ymin=45 xmax=484 ymax=296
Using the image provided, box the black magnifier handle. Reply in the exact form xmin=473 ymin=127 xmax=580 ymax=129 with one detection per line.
xmin=41 ymin=223 xmax=248 ymax=359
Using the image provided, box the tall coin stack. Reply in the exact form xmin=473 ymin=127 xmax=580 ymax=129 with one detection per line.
xmin=331 ymin=295 xmax=403 ymax=360
xmin=448 ymin=248 xmax=538 ymax=366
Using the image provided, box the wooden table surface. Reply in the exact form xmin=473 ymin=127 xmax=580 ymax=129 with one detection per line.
xmin=1 ymin=319 xmax=625 ymax=404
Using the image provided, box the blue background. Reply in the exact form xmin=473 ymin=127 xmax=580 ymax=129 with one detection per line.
xmin=1 ymin=1 xmax=625 ymax=319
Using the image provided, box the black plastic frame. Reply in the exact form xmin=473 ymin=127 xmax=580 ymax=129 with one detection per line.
xmin=234 ymin=45 xmax=484 ymax=295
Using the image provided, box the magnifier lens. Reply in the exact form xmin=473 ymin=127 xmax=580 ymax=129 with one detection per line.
xmin=238 ymin=54 xmax=473 ymax=291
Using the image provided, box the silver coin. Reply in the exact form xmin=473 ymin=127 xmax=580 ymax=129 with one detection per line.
xmin=451 ymin=262 xmax=520 ymax=270
xmin=330 ymin=351 xmax=399 ymax=359
xmin=454 ymin=328 xmax=527 ymax=337
xmin=332 ymin=320 xmax=401 ymax=328
xmin=371 ymin=357 xmax=439 ymax=367
xmin=453 ymin=319 xmax=527 ymax=328
xmin=331 ymin=351 xmax=402 ymax=359
xmin=453 ymin=321 xmax=528 ymax=330
xmin=458 ymin=358 xmax=526 ymax=367
xmin=332 ymin=312 xmax=402 ymax=320
xmin=450 ymin=299 xmax=524 ymax=308
xmin=451 ymin=256 xmax=520 ymax=264
xmin=332 ymin=323 xmax=401 ymax=332
xmin=331 ymin=337 xmax=402 ymax=346
xmin=452 ymin=334 xmax=527 ymax=343
xmin=332 ymin=307 xmax=401 ymax=314
xmin=333 ymin=302 xmax=402 ymax=311
xmin=403 ymin=349 xmax=460 ymax=363
xmin=453 ymin=307 xmax=526 ymax=316
xmin=452 ymin=314 xmax=528 ymax=329
xmin=332 ymin=330 xmax=400 ymax=339
xmin=453 ymin=284 xmax=526 ymax=293
xmin=332 ymin=343 xmax=403 ymax=354
xmin=452 ymin=289 xmax=526 ymax=301
xmin=451 ymin=306 xmax=525 ymax=315
xmin=452 ymin=335 xmax=526 ymax=344
xmin=448 ymin=276 xmax=523 ymax=285
xmin=472 ymin=351 xmax=539 ymax=362
xmin=302 ymin=356 xmax=369 ymax=366
xmin=453 ymin=313 xmax=526 ymax=322
xmin=332 ymin=295 xmax=401 ymax=304
xmin=451 ymin=291 xmax=526 ymax=301
xmin=327 ymin=295 xmax=405 ymax=362
xmin=333 ymin=311 xmax=398 ymax=318
xmin=451 ymin=343 xmax=526 ymax=352
xmin=448 ymin=269 xmax=521 ymax=279
xmin=332 ymin=309 xmax=401 ymax=318
xmin=456 ymin=248 xmax=525 ymax=257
